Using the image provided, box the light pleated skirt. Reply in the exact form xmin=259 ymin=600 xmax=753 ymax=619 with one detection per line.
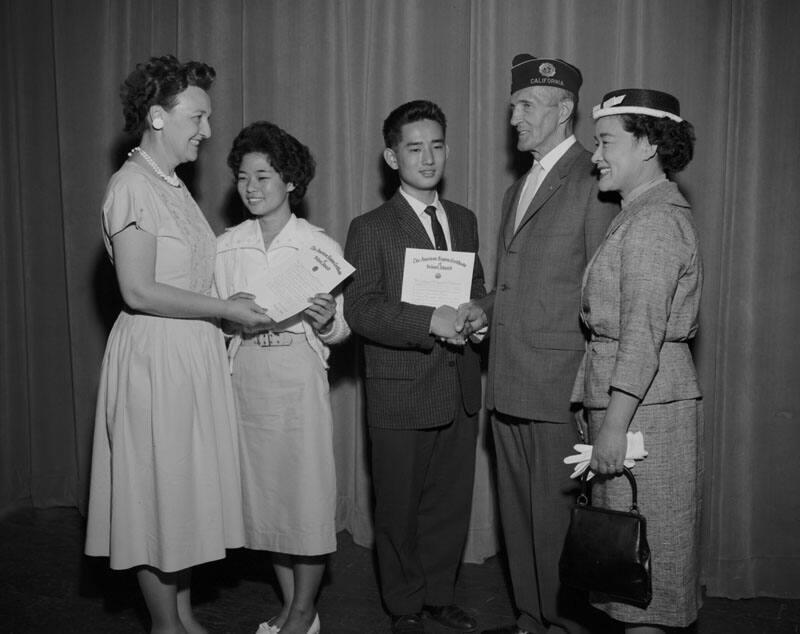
xmin=232 ymin=339 xmax=336 ymax=556
xmin=587 ymin=398 xmax=703 ymax=628
xmin=85 ymin=311 xmax=245 ymax=571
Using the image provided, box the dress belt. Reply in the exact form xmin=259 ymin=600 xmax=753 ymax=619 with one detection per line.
xmin=590 ymin=336 xmax=690 ymax=347
xmin=240 ymin=331 xmax=306 ymax=347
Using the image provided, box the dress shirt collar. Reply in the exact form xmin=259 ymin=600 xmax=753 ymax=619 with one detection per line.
xmin=398 ymin=187 xmax=451 ymax=250
xmin=399 ymin=187 xmax=442 ymax=218
xmin=536 ymin=134 xmax=576 ymax=176
xmin=255 ymin=213 xmax=299 ymax=251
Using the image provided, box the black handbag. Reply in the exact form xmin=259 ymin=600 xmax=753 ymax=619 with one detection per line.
xmin=559 ymin=466 xmax=652 ymax=607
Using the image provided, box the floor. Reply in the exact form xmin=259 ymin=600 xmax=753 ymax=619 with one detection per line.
xmin=1 ymin=507 xmax=798 ymax=633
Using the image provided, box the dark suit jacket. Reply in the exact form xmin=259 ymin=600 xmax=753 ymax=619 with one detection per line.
xmin=343 ymin=191 xmax=486 ymax=430
xmin=483 ymin=142 xmax=618 ymax=423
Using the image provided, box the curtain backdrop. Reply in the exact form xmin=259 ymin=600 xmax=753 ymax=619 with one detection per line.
xmin=2 ymin=0 xmax=798 ymax=599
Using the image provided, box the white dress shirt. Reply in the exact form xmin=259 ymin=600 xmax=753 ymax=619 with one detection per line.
xmin=399 ymin=187 xmax=452 ymax=250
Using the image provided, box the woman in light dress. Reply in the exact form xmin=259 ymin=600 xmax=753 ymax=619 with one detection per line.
xmin=573 ymin=88 xmax=703 ymax=633
xmin=215 ymin=121 xmax=350 ymax=634
xmin=84 ymin=55 xmax=272 ymax=634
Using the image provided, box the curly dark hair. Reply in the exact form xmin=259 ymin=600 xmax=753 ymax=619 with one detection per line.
xmin=382 ymin=100 xmax=447 ymax=149
xmin=227 ymin=121 xmax=316 ymax=207
xmin=120 ymin=55 xmax=216 ymax=137
xmin=620 ymin=113 xmax=695 ymax=174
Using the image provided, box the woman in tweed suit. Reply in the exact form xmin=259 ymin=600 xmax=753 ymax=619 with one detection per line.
xmin=572 ymin=89 xmax=702 ymax=631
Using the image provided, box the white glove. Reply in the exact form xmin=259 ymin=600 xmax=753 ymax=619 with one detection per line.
xmin=563 ymin=431 xmax=648 ymax=480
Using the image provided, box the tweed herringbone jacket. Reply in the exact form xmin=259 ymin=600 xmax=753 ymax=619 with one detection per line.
xmin=484 ymin=142 xmax=618 ymax=423
xmin=572 ymin=179 xmax=703 ymax=408
xmin=343 ymin=191 xmax=486 ymax=430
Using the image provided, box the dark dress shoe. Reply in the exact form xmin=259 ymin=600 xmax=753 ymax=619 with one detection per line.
xmin=480 ymin=626 xmax=532 ymax=634
xmin=424 ymin=604 xmax=477 ymax=631
xmin=392 ymin=613 xmax=425 ymax=633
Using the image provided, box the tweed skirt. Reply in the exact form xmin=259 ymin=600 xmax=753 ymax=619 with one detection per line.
xmin=587 ymin=398 xmax=703 ymax=628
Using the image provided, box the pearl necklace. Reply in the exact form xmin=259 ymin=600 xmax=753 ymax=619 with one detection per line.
xmin=129 ymin=147 xmax=181 ymax=187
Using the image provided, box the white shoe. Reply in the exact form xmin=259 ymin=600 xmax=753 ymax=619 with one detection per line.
xmin=255 ymin=616 xmax=280 ymax=634
xmin=256 ymin=613 xmax=319 ymax=634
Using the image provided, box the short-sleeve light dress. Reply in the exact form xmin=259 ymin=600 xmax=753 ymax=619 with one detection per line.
xmin=84 ymin=161 xmax=245 ymax=572
xmin=214 ymin=215 xmax=350 ymax=557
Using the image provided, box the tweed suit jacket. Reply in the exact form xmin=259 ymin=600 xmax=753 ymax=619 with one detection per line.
xmin=484 ymin=141 xmax=618 ymax=423
xmin=343 ymin=191 xmax=486 ymax=430
xmin=572 ymin=180 xmax=703 ymax=408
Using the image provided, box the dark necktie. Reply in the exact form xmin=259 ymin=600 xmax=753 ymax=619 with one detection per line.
xmin=424 ymin=205 xmax=448 ymax=251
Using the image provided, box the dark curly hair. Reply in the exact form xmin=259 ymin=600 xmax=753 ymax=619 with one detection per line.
xmin=382 ymin=100 xmax=447 ymax=149
xmin=227 ymin=121 xmax=316 ymax=207
xmin=120 ymin=55 xmax=216 ymax=137
xmin=620 ymin=113 xmax=695 ymax=174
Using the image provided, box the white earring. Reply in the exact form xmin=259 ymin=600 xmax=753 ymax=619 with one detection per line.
xmin=152 ymin=117 xmax=164 ymax=130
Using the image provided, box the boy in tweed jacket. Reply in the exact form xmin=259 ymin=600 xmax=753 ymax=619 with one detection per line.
xmin=343 ymin=100 xmax=486 ymax=634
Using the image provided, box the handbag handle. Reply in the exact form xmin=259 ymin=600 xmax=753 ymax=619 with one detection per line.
xmin=578 ymin=466 xmax=640 ymax=514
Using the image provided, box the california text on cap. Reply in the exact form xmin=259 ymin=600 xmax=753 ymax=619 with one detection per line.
xmin=511 ymin=54 xmax=583 ymax=96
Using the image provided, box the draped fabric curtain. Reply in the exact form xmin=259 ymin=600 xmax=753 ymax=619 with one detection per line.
xmin=2 ymin=0 xmax=798 ymax=598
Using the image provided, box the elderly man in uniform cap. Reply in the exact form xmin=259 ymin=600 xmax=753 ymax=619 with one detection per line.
xmin=470 ymin=55 xmax=618 ymax=634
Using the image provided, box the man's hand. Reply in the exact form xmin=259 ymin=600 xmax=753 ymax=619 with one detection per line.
xmin=454 ymin=301 xmax=488 ymax=338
